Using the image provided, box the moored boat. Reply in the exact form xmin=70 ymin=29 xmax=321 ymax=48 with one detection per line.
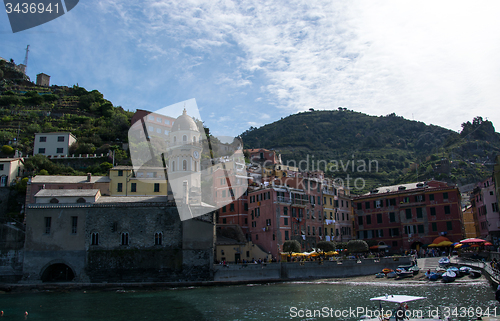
xmin=438 ymin=257 xmax=450 ymax=267
xmin=376 ymin=272 xmax=385 ymax=278
xmin=459 ymin=266 xmax=471 ymax=276
xmin=441 ymin=271 xmax=456 ymax=283
xmin=396 ymin=268 xmax=414 ymax=278
xmin=447 ymin=266 xmax=459 ymax=275
xmin=435 ymin=267 xmax=446 ymax=276
xmin=409 ymin=265 xmax=420 ymax=275
xmin=361 ymin=295 xmax=442 ymax=321
xmin=386 ymin=271 xmax=397 ymax=278
xmin=469 ymin=269 xmax=481 ymax=278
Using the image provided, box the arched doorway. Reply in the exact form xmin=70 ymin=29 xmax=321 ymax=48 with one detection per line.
xmin=410 ymin=241 xmax=424 ymax=251
xmin=41 ymin=263 xmax=75 ymax=282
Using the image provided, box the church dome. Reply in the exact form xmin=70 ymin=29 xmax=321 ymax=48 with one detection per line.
xmin=172 ymin=109 xmax=198 ymax=132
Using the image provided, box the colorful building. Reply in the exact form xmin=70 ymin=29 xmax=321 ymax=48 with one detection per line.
xmin=470 ymin=177 xmax=499 ymax=244
xmin=109 ymin=166 xmax=168 ymax=197
xmin=0 ymin=157 xmax=24 ymax=187
xmin=353 ymin=181 xmax=463 ymax=252
xmin=247 ymin=173 xmax=324 ymax=258
xmin=462 ymin=205 xmax=478 ymax=238
xmin=323 ymin=183 xmax=353 ymax=243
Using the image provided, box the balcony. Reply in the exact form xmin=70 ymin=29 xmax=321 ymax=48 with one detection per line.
xmin=276 ymin=196 xmax=292 ymax=204
xmin=292 ymin=199 xmax=309 ymax=207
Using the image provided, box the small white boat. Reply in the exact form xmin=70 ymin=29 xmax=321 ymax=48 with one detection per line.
xmin=361 ymin=295 xmax=442 ymax=321
xmin=386 ymin=271 xmax=397 ymax=278
xmin=438 ymin=257 xmax=450 ymax=267
xmin=442 ymin=271 xmax=456 ymax=283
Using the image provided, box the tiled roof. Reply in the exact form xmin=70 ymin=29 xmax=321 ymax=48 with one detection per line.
xmin=34 ymin=189 xmax=100 ymax=197
xmin=96 ymin=196 xmax=168 ymax=203
xmin=31 ymin=175 xmax=111 ymax=184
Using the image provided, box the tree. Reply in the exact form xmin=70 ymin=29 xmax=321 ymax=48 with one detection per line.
xmin=316 ymin=241 xmax=335 ymax=253
xmin=347 ymin=240 xmax=369 ymax=253
xmin=283 ymin=240 xmax=301 ymax=256
xmin=38 ymin=169 xmax=49 ymax=175
xmin=1 ymin=145 xmax=14 ymax=155
xmin=99 ymin=162 xmax=113 ymax=173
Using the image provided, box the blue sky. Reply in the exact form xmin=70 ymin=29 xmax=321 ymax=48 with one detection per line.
xmin=2 ymin=1 xmax=500 ymax=138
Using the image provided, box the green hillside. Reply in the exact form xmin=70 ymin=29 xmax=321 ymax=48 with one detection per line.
xmin=241 ymin=109 xmax=500 ymax=194
xmin=0 ymin=59 xmax=132 ymax=174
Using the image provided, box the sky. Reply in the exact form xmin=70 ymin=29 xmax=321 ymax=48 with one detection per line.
xmin=2 ymin=0 xmax=500 ymax=138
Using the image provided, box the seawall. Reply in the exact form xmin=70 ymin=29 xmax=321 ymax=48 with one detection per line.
xmin=213 ymin=257 xmax=412 ymax=282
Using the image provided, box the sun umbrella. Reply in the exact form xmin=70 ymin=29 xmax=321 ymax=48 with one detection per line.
xmin=427 ymin=244 xmax=438 ymax=247
xmin=460 ymin=238 xmax=486 ymax=243
xmin=369 ymin=245 xmax=379 ymax=250
xmin=484 ymin=242 xmax=493 ymax=246
xmin=454 ymin=244 xmax=463 ymax=249
xmin=325 ymin=251 xmax=339 ymax=255
xmin=436 ymin=241 xmax=453 ymax=247
xmin=432 ymin=236 xmax=451 ymax=244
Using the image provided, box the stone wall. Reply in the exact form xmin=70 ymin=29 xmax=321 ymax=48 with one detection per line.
xmin=213 ymin=257 xmax=412 ymax=282
xmin=0 ymin=223 xmax=25 ymax=282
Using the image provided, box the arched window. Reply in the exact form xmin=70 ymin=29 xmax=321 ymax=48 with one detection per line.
xmin=91 ymin=232 xmax=99 ymax=245
xmin=183 ymin=135 xmax=187 ymax=142
xmin=171 ymin=161 xmax=175 ymax=172
xmin=121 ymin=232 xmax=129 ymax=245
xmin=155 ymin=232 xmax=162 ymax=245
xmin=76 ymin=198 xmax=86 ymax=203
xmin=194 ymin=161 xmax=197 ymax=172
xmin=50 ymin=198 xmax=59 ymax=203
xmin=193 ymin=136 xmax=196 ymax=143
xmin=183 ymin=160 xmax=187 ymax=171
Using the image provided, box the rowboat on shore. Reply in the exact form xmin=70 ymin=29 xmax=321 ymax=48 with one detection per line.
xmin=438 ymin=257 xmax=450 ymax=267
xmin=441 ymin=271 xmax=456 ymax=283
xmin=469 ymin=269 xmax=481 ymax=278
xmin=395 ymin=268 xmax=413 ymax=278
xmin=459 ymin=266 xmax=471 ymax=276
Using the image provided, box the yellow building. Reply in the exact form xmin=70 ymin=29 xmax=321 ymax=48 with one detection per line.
xmin=109 ymin=166 xmax=169 ymax=196
xmin=462 ymin=205 xmax=479 ymax=238
xmin=215 ymin=225 xmax=271 ymax=263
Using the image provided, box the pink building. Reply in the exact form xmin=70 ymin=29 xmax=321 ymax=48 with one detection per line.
xmin=247 ymin=174 xmax=324 ymax=258
xmin=471 ymin=177 xmax=499 ymax=243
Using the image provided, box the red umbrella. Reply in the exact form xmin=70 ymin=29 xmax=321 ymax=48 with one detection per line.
xmin=460 ymin=238 xmax=486 ymax=243
xmin=484 ymin=242 xmax=493 ymax=246
xmin=369 ymin=245 xmax=379 ymax=249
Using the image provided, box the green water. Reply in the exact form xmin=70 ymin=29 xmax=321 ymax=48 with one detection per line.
xmin=0 ymin=279 xmax=496 ymax=320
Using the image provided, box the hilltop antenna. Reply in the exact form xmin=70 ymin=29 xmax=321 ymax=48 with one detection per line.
xmin=23 ymin=45 xmax=29 ymax=74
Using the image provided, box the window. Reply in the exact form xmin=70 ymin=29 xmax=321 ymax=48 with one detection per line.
xmin=222 ymin=206 xmax=227 ymax=213
xmin=57 ymin=136 xmax=65 ymax=142
xmin=117 ymin=183 xmax=123 ymax=192
xmin=121 ymin=232 xmax=129 ymax=245
xmin=432 ymin=222 xmax=437 ymax=231
xmin=154 ymin=183 xmax=160 ymax=192
xmin=284 ymin=207 xmax=288 ymax=215
xmin=91 ymin=232 xmax=99 ymax=245
xmin=443 ymin=192 xmax=448 ymax=200
xmin=255 ymin=234 xmax=258 ymax=240
xmin=222 ymin=218 xmax=226 ymax=224
xmin=71 ymin=216 xmax=78 ymax=234
xmin=148 ymin=126 xmax=154 ymax=132
xmin=131 ymin=183 xmax=137 ymax=192
xmin=50 ymin=198 xmax=59 ymax=203
xmin=44 ymin=217 xmax=51 ymax=234
xmin=148 ymin=115 xmax=155 ymax=120
xmin=183 ymin=135 xmax=187 ymax=142
xmin=156 ymin=117 xmax=162 ymax=122
xmin=284 ymin=217 xmax=288 ymax=225
xmin=285 ymin=231 xmax=289 ymax=240
xmin=377 ymin=213 xmax=382 ymax=224
xmin=429 ymin=194 xmax=434 ymax=201
xmin=118 ymin=170 xmax=123 ymax=177
xmin=357 ymin=203 xmax=362 ymax=210
xmin=446 ymin=221 xmax=452 ymax=230
xmin=38 ymin=148 xmax=45 ymax=154
xmin=366 ymin=215 xmax=371 ymax=225
xmin=365 ymin=202 xmax=370 ymax=209
xmin=0 ymin=164 xmax=3 ymax=171
xmin=444 ymin=205 xmax=450 ymax=214
xmin=56 ymin=148 xmax=64 ymax=154
xmin=183 ymin=160 xmax=187 ymax=171
xmin=39 ymin=136 xmax=47 ymax=142
xmin=416 ymin=208 xmax=423 ymax=218
xmin=405 ymin=209 xmax=412 ymax=219
xmin=358 ymin=216 xmax=363 ymax=225
xmin=418 ymin=225 xmax=424 ymax=233
xmin=389 ymin=212 xmax=395 ymax=222
xmin=165 ymin=119 xmax=170 ymax=125
xmin=230 ymin=203 xmax=235 ymax=211
xmin=430 ymin=207 xmax=436 ymax=216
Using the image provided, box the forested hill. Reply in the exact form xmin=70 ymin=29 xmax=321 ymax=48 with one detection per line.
xmin=241 ymin=109 xmax=500 ymax=194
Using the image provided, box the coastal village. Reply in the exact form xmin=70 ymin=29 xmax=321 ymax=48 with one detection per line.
xmin=0 ymin=57 xmax=500 ymax=286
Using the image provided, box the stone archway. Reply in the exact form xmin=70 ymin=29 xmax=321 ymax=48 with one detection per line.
xmin=40 ymin=261 xmax=76 ymax=282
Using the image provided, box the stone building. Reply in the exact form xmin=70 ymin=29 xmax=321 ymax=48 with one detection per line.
xmin=24 ymin=193 xmax=215 ymax=282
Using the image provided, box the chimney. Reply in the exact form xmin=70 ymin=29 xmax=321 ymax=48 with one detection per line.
xmin=87 ymin=173 xmax=92 ymax=182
